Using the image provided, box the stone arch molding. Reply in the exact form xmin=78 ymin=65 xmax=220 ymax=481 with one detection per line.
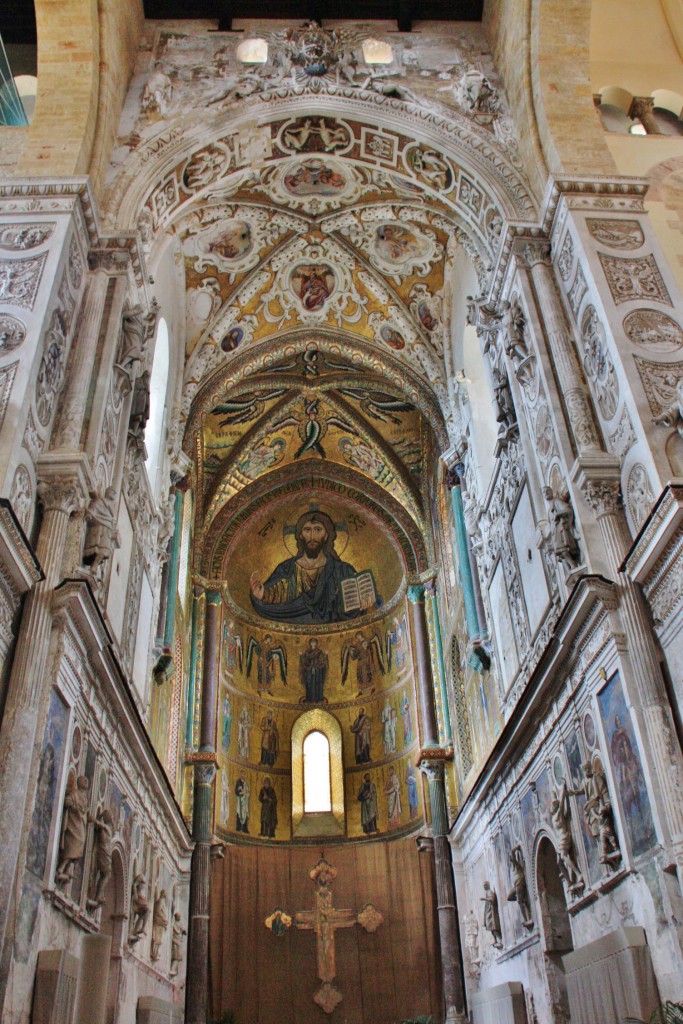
xmin=103 ymin=91 xmax=537 ymax=239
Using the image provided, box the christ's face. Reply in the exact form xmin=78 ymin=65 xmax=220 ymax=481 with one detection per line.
xmin=300 ymin=520 xmax=328 ymax=557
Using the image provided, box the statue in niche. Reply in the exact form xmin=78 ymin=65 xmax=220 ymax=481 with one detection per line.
xmin=250 ymin=510 xmax=375 ymax=625
xmin=299 ymin=637 xmax=329 ymax=703
xmin=549 ymin=782 xmax=585 ymax=896
xmin=503 ymin=298 xmax=529 ymax=364
xmin=481 ymin=882 xmax=503 ymax=949
xmin=55 ymin=775 xmax=90 ymax=883
xmin=170 ymin=912 xmax=186 ymax=976
xmin=507 ymin=845 xmax=533 ymax=930
xmin=575 ymin=761 xmax=622 ymax=871
xmin=465 ymin=909 xmax=480 ymax=971
xmin=130 ymin=873 xmax=151 ymax=941
xmin=87 ymin=808 xmax=113 ymax=908
xmin=151 ymin=888 xmax=169 ymax=960
xmin=542 ymin=486 xmax=582 ymax=569
xmin=83 ymin=487 xmax=118 ymax=568
xmin=491 ymin=366 xmax=516 ymax=434
xmin=129 ymin=370 xmax=151 ymax=441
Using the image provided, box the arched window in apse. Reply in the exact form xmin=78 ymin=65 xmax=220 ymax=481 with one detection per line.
xmin=145 ymin=317 xmax=170 ymax=494
xmin=303 ymin=730 xmax=332 ymax=813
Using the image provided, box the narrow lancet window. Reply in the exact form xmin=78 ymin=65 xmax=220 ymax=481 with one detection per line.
xmin=303 ymin=730 xmax=332 ymax=813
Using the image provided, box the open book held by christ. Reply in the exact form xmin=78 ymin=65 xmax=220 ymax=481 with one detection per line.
xmin=341 ymin=571 xmax=377 ymax=614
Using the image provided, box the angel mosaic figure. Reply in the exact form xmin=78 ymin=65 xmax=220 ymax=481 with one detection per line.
xmin=341 ymin=630 xmax=386 ymax=696
xmin=246 ymin=634 xmax=287 ymax=695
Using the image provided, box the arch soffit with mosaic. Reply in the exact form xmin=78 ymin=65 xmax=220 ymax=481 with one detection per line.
xmin=184 ymin=328 xmax=450 ymax=451
xmin=104 ymin=92 xmax=538 ymax=238
xmin=200 ymin=385 xmax=426 ymax=531
xmin=200 ymin=458 xmax=429 ymax=580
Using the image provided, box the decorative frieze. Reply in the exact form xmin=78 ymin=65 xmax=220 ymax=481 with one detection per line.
xmin=598 ymin=253 xmax=671 ymax=306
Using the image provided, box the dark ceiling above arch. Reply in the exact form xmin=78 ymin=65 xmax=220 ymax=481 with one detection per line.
xmin=141 ymin=4 xmax=484 ymax=33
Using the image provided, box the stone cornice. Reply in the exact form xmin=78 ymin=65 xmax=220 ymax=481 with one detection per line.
xmin=0 ymin=498 xmax=43 ymax=593
xmin=622 ymin=482 xmax=683 ymax=584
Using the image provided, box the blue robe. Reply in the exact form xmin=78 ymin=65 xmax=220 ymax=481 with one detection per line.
xmin=250 ymin=553 xmax=361 ymax=625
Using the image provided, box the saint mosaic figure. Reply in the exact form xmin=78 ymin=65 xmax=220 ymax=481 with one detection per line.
xmin=381 ymin=699 xmax=398 ymax=754
xmin=400 ymin=693 xmax=413 ymax=745
xmin=350 ymin=707 xmax=372 ymax=764
xmin=260 ymin=710 xmax=280 ymax=767
xmin=481 ymin=882 xmax=503 ymax=949
xmin=246 ymin=634 xmax=287 ymax=695
xmin=299 ymin=637 xmax=329 ymax=703
xmin=405 ymin=762 xmax=419 ymax=818
xmin=250 ymin=511 xmax=374 ymax=625
xmin=357 ymin=772 xmax=379 ymax=834
xmin=221 ymin=692 xmax=232 ymax=750
xmin=56 ymin=775 xmax=90 ymax=883
xmin=259 ymin=776 xmax=278 ymax=838
xmin=238 ymin=704 xmax=252 ymax=759
xmin=235 ymin=775 xmax=250 ymax=833
xmin=223 ymin=621 xmax=243 ymax=674
xmin=385 ymin=766 xmax=402 ymax=827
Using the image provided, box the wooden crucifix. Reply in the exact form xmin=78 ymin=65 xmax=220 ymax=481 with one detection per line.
xmin=265 ymin=856 xmax=383 ymax=1014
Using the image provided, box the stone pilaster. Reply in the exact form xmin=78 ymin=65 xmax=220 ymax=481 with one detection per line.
xmin=419 ymin=755 xmax=466 ymax=1024
xmin=445 ymin=467 xmax=490 ymax=672
xmin=424 ymin=579 xmax=452 ymax=745
xmin=579 ymin=471 xmax=683 ymax=849
xmin=0 ymin=454 xmax=90 ymax=980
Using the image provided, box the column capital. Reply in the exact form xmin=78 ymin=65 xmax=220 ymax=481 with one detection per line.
xmin=417 ymin=747 xmax=454 ymax=781
xmin=37 ymin=452 xmax=94 ymax=515
xmin=513 ymin=237 xmax=552 ymax=268
xmin=571 ymin=453 xmax=623 ymax=516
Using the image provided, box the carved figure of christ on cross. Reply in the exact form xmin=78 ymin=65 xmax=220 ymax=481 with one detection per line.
xmin=265 ymin=857 xmax=383 ymax=1014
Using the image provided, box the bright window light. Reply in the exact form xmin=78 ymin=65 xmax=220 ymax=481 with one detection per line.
xmin=303 ymin=730 xmax=332 ymax=813
xmin=236 ymin=38 xmax=268 ymax=64
xmin=362 ymin=39 xmax=393 ymax=65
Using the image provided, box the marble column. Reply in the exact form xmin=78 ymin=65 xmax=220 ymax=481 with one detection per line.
xmin=407 ymin=584 xmax=439 ymax=748
xmin=184 ymin=586 xmax=202 ymax=753
xmin=185 ymin=588 xmax=221 ymax=1024
xmin=580 ymin=475 xmax=683 ymax=849
xmin=162 ymin=489 xmax=184 ymax=649
xmin=445 ymin=469 xmax=490 ymax=672
xmin=629 ymin=97 xmax=659 ymax=135
xmin=420 ymin=756 xmax=467 ymax=1024
xmin=425 ymin=580 xmax=452 ymax=745
xmin=0 ymin=457 xmax=90 ymax=988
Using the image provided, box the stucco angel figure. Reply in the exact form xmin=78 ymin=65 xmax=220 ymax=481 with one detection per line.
xmin=549 ymin=782 xmax=585 ymax=895
xmin=542 ymin=486 xmax=582 ymax=569
xmin=88 ymin=808 xmax=113 ymax=907
xmin=151 ymin=888 xmax=169 ymax=960
xmin=341 ymin=630 xmax=387 ymax=696
xmin=481 ymin=882 xmax=503 ymax=949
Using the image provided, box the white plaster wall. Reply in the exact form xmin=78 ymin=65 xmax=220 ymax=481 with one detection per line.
xmin=511 ymin=485 xmax=550 ymax=638
xmin=488 ymin=563 xmax=518 ymax=690
xmin=107 ymin=498 xmax=134 ymax=642
xmin=133 ymin=571 xmax=154 ymax=702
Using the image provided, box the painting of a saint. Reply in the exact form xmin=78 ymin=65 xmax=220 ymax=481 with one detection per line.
xmin=418 ymin=300 xmax=438 ymax=332
xmin=357 ymin=773 xmax=379 ymax=834
xmin=208 ymin=220 xmax=252 ymax=261
xmin=350 ymin=708 xmax=372 ymax=764
xmin=291 ymin=264 xmax=335 ymax=311
xmin=385 ymin=767 xmax=402 ymax=827
xmin=375 ymin=224 xmax=422 ymax=265
xmin=299 ymin=637 xmax=328 ymax=703
xmin=250 ymin=510 xmax=374 ymax=625
xmin=221 ymin=326 xmax=244 ymax=353
xmin=380 ymin=325 xmax=406 ymax=350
